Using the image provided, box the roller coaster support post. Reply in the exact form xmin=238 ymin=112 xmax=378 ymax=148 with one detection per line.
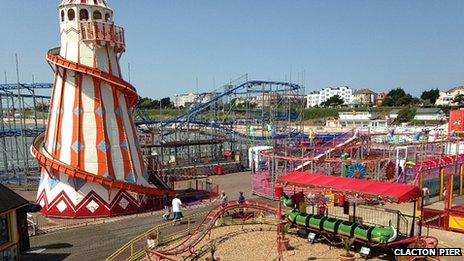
xmin=275 ymin=186 xmax=288 ymax=260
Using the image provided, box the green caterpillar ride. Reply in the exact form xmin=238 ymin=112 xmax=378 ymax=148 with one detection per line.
xmin=283 ymin=197 xmax=397 ymax=244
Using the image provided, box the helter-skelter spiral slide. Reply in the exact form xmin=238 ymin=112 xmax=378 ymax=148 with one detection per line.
xmin=33 ymin=0 xmax=170 ymax=218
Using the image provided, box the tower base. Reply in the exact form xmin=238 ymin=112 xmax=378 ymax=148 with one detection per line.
xmin=36 ymin=173 xmax=160 ymax=218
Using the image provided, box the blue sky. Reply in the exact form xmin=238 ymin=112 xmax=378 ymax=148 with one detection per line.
xmin=0 ymin=0 xmax=463 ymax=98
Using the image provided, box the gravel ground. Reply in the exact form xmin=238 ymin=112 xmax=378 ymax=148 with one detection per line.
xmin=158 ymin=224 xmax=387 ymax=261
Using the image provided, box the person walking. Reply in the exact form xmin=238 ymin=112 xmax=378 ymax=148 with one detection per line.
xmin=172 ymin=194 xmax=184 ymax=223
xmin=238 ymin=192 xmax=245 ymax=204
xmin=238 ymin=191 xmax=246 ymax=214
xmin=422 ymin=186 xmax=430 ymax=205
xmin=162 ymin=192 xmax=171 ymax=221
xmin=218 ymin=191 xmax=229 ymax=218
xmin=219 ymin=191 xmax=228 ymax=207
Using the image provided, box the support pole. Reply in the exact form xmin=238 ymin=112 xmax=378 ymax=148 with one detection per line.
xmin=440 ymin=168 xmax=444 ymax=201
xmin=411 ymin=200 xmax=416 ymax=237
xmin=460 ymin=164 xmax=463 ymax=196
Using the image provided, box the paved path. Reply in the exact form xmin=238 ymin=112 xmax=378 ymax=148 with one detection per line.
xmin=24 ymin=172 xmax=253 ymax=261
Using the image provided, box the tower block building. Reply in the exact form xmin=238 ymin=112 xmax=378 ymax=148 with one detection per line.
xmin=32 ymin=0 xmax=164 ymax=218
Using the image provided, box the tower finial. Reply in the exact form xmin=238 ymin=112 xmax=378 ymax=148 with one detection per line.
xmin=60 ymin=0 xmax=111 ymax=9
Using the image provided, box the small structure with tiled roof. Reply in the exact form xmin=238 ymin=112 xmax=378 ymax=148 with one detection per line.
xmin=0 ymin=184 xmax=30 ymax=260
xmin=353 ymin=88 xmax=376 ymax=105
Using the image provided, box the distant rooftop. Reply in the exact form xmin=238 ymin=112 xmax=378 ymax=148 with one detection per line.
xmin=447 ymin=86 xmax=464 ymax=93
xmin=389 ymin=109 xmax=401 ymax=114
xmin=353 ymin=88 xmax=375 ymax=95
xmin=415 ymin=108 xmax=443 ymax=115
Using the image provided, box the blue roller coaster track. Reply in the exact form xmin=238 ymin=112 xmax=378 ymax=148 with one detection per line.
xmin=160 ymin=80 xmax=302 ymax=129
xmin=0 ymin=83 xmax=53 ymax=90
xmin=0 ymin=83 xmax=52 ymax=139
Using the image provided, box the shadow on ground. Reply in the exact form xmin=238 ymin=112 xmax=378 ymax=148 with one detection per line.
xmin=23 ymin=253 xmax=70 ymax=261
xmin=22 ymin=243 xmax=73 ymax=261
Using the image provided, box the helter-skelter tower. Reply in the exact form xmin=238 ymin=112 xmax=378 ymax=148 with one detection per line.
xmin=32 ymin=0 xmax=166 ymax=218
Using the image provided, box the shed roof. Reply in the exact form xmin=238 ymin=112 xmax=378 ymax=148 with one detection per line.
xmin=278 ymin=172 xmax=422 ymax=203
xmin=415 ymin=108 xmax=443 ymax=115
xmin=0 ymin=184 xmax=29 ymax=213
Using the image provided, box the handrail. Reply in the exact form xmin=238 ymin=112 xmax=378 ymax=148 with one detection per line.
xmin=109 ymin=201 xmax=279 ymax=260
xmin=154 ymin=200 xmax=279 ymax=257
xmin=106 ymin=210 xmax=208 ymax=261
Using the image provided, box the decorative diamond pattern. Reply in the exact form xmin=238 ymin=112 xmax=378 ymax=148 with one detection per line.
xmin=73 ymin=107 xmax=83 ymax=116
xmin=56 ymin=200 xmax=68 ymax=213
xmin=48 ymin=176 xmax=59 ymax=190
xmin=71 ymin=142 xmax=83 ymax=152
xmin=120 ymin=141 xmax=128 ymax=150
xmin=98 ymin=141 xmax=108 ymax=152
xmin=126 ymin=172 xmax=136 ymax=184
xmin=118 ymin=198 xmax=129 ymax=209
xmin=39 ymin=199 xmax=45 ymax=207
xmin=95 ymin=107 xmax=104 ymax=116
xmin=114 ymin=108 xmax=122 ymax=116
xmin=142 ymin=170 xmax=150 ymax=182
xmin=70 ymin=177 xmax=86 ymax=191
xmin=86 ymin=200 xmax=100 ymax=213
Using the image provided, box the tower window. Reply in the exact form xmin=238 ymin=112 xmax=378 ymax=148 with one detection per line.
xmin=67 ymin=9 xmax=75 ymax=21
xmin=61 ymin=10 xmax=65 ymax=22
xmin=105 ymin=13 xmax=111 ymax=21
xmin=93 ymin=10 xmax=102 ymax=20
xmin=79 ymin=9 xmax=89 ymax=21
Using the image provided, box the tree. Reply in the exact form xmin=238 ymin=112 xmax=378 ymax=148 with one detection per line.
xmin=395 ymin=108 xmax=416 ymax=124
xmin=160 ymin=97 xmax=173 ymax=108
xmin=35 ymin=102 xmax=50 ymax=112
xmin=420 ymin=89 xmax=440 ymax=104
xmin=454 ymin=94 xmax=464 ymax=105
xmin=382 ymin=88 xmax=414 ymax=107
xmin=321 ymin=95 xmax=344 ymax=107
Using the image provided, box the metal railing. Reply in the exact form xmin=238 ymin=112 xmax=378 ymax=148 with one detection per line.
xmin=80 ymin=21 xmax=125 ymax=51
xmin=106 ymin=211 xmax=208 ymax=261
xmin=108 ymin=202 xmax=276 ymax=261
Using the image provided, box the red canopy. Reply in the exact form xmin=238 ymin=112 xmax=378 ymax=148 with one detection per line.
xmin=277 ymin=172 xmax=422 ymax=203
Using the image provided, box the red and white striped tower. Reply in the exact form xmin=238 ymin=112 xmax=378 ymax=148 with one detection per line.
xmin=33 ymin=0 xmax=164 ymax=218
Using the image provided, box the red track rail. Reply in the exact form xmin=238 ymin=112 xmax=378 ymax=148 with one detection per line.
xmin=147 ymin=201 xmax=280 ymax=259
xmin=33 ymin=49 xmax=171 ymax=197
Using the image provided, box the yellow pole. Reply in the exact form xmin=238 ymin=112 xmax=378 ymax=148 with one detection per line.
xmin=449 ymin=175 xmax=454 ymax=208
xmin=440 ymin=168 xmax=444 ymax=201
xmin=460 ymin=164 xmax=464 ymax=196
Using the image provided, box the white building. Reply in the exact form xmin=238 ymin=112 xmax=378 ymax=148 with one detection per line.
xmin=174 ymin=93 xmax=196 ymax=108
xmin=306 ymin=92 xmax=320 ymax=107
xmin=306 ymin=86 xmax=353 ymax=107
xmin=174 ymin=92 xmax=219 ymax=108
xmin=389 ymin=109 xmax=401 ymax=121
xmin=338 ymin=111 xmax=388 ymax=128
xmin=352 ymin=89 xmax=376 ymax=105
xmin=435 ymin=86 xmax=464 ymax=106
xmin=413 ymin=108 xmax=446 ymax=122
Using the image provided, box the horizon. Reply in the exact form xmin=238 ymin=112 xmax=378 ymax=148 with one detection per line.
xmin=1 ymin=0 xmax=464 ymax=99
